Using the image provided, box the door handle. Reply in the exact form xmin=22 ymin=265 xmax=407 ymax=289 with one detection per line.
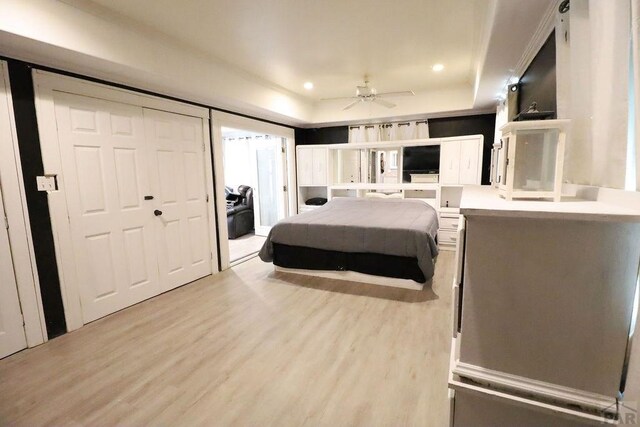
xmin=144 ymin=195 xmax=154 ymax=200
xmin=154 ymin=209 xmax=163 ymax=216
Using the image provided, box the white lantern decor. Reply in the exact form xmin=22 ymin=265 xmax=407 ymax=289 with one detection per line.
xmin=497 ymin=119 xmax=570 ymax=202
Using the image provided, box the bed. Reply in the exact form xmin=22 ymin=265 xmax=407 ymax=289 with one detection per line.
xmin=259 ymin=197 xmax=439 ymax=287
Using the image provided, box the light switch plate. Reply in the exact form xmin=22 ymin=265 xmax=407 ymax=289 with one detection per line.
xmin=36 ymin=175 xmax=57 ymax=192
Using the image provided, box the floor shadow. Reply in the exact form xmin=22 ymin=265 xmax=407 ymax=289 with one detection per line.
xmin=268 ymin=271 xmax=439 ymax=303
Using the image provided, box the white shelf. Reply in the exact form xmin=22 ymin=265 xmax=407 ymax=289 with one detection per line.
xmin=329 ymin=183 xmax=439 ymax=191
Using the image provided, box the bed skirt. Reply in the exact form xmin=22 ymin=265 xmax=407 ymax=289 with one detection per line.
xmin=272 ymin=243 xmax=427 ymax=283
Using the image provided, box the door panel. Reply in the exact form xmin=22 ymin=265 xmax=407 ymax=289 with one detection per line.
xmin=0 ymin=184 xmax=27 ymax=358
xmin=252 ymin=138 xmax=286 ymax=236
xmin=439 ymin=141 xmax=461 ymax=184
xmin=459 ymin=139 xmax=480 ymax=184
xmin=297 ymin=148 xmax=313 ymax=185
xmin=144 ymin=108 xmax=211 ymax=291
xmin=312 ymin=148 xmax=327 ymax=185
xmin=54 ymin=93 xmax=160 ymax=322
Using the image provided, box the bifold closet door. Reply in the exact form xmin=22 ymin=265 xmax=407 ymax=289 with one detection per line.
xmin=144 ymin=108 xmax=211 ymax=291
xmin=54 ymin=93 xmax=162 ymax=322
xmin=52 ymin=92 xmax=212 ymax=323
xmin=0 ymin=171 xmax=27 ymax=358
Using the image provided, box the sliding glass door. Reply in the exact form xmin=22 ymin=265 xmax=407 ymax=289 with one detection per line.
xmin=251 ymin=137 xmax=287 ymax=236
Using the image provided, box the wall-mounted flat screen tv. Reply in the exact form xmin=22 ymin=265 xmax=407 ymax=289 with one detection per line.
xmin=402 ymin=145 xmax=440 ymax=182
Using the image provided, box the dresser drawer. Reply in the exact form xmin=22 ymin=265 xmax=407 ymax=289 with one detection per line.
xmin=438 ymin=229 xmax=457 ymax=246
xmin=440 ymin=215 xmax=460 ymax=230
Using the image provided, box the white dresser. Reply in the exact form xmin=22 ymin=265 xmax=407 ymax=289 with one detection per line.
xmin=449 ymin=186 xmax=640 ymax=425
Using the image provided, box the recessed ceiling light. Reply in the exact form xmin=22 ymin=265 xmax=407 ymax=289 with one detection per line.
xmin=432 ymin=64 xmax=444 ymax=72
xmin=303 ymin=82 xmax=314 ymax=90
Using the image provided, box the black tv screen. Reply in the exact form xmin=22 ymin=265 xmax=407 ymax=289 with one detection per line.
xmin=402 ymin=145 xmax=440 ymax=182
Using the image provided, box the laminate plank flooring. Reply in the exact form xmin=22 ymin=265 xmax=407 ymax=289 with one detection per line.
xmin=0 ymin=252 xmax=454 ymax=426
xmin=228 ymin=233 xmax=266 ymax=263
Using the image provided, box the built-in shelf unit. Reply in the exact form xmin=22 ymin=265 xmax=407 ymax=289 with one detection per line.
xmin=296 ymin=135 xmax=484 ymax=250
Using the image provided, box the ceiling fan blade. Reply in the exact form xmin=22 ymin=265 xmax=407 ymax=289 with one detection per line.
xmin=376 ymin=90 xmax=415 ymax=97
xmin=373 ymin=98 xmax=396 ymax=108
xmin=343 ymin=99 xmax=362 ymax=110
xmin=320 ymin=96 xmax=360 ymax=101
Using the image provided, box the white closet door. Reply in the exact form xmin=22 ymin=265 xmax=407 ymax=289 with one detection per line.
xmin=0 ymin=186 xmax=27 ymax=358
xmin=440 ymin=141 xmax=461 ymax=184
xmin=297 ymin=148 xmax=313 ymax=186
xmin=459 ymin=139 xmax=481 ymax=184
xmin=54 ymin=92 xmax=160 ymax=323
xmin=144 ymin=109 xmax=212 ymax=291
xmin=312 ymin=148 xmax=327 ymax=185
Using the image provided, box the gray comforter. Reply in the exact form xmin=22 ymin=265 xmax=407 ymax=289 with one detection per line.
xmin=259 ymin=197 xmax=439 ymax=280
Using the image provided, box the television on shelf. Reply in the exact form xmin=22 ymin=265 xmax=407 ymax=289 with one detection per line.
xmin=402 ymin=145 xmax=440 ymax=183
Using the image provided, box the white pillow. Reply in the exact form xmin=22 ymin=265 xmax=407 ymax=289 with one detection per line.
xmin=365 ymin=192 xmax=402 ymax=199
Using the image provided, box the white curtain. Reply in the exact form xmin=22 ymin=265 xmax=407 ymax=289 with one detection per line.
xmin=379 ymin=124 xmax=394 ymax=141
xmin=633 ymin=0 xmax=640 ymax=191
xmin=348 ymin=120 xmax=430 ymax=143
xmin=396 ymin=122 xmax=416 ymax=140
xmin=416 ymin=121 xmax=430 ymax=139
xmin=559 ymin=0 xmax=631 ymax=189
xmin=348 ymin=126 xmax=365 ymax=143
xmin=364 ymin=125 xmax=379 ymax=142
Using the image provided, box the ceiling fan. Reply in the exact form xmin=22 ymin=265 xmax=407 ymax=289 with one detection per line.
xmin=321 ymin=77 xmax=415 ymax=110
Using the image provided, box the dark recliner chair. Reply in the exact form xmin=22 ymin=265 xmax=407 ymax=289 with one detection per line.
xmin=227 ymin=185 xmax=254 ymax=239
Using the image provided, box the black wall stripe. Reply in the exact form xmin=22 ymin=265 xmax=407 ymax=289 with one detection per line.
xmin=518 ymin=30 xmax=557 ymax=117
xmin=8 ymin=60 xmax=67 ymax=338
xmin=208 ymin=110 xmax=222 ymax=272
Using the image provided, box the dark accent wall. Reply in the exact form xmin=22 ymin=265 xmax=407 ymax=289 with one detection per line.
xmin=295 ymin=126 xmax=348 ymax=145
xmin=8 ymin=61 xmax=67 ymax=338
xmin=518 ymin=31 xmax=557 ymax=116
xmin=428 ymin=114 xmax=496 ymax=185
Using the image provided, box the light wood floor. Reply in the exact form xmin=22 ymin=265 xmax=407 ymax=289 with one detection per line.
xmin=228 ymin=232 xmax=266 ymax=263
xmin=0 ymin=253 xmax=454 ymax=426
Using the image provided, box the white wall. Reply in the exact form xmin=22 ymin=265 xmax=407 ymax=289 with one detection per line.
xmin=223 ymin=139 xmax=252 ymax=190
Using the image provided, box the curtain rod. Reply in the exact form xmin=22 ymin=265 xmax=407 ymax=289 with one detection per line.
xmin=348 ymin=119 xmax=429 ymax=129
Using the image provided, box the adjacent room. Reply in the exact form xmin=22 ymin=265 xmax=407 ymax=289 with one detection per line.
xmin=1 ymin=0 xmax=639 ymax=425
xmin=222 ymin=127 xmax=287 ymax=263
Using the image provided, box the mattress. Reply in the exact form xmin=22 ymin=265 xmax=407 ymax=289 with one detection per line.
xmin=259 ymin=197 xmax=439 ymax=281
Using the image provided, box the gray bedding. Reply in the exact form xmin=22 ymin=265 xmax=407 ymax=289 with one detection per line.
xmin=259 ymin=197 xmax=439 ymax=280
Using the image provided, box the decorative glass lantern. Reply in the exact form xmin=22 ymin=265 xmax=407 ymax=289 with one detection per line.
xmin=497 ymin=119 xmax=570 ymax=202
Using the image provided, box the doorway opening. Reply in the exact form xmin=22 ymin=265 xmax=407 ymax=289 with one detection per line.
xmin=222 ymin=127 xmax=288 ymax=264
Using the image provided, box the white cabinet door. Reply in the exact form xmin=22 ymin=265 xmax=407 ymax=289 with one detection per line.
xmin=297 ymin=147 xmax=313 ymax=186
xmin=459 ymin=138 xmax=481 ymax=184
xmin=440 ymin=141 xmax=461 ymax=184
xmin=0 ymin=185 xmax=27 ymax=359
xmin=54 ymin=93 xmax=161 ymax=323
xmin=144 ymin=109 xmax=212 ymax=292
xmin=312 ymin=148 xmax=327 ymax=185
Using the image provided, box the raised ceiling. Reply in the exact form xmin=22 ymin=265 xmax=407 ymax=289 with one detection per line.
xmin=72 ymin=0 xmax=491 ymax=100
xmin=1 ymin=0 xmax=555 ymax=125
